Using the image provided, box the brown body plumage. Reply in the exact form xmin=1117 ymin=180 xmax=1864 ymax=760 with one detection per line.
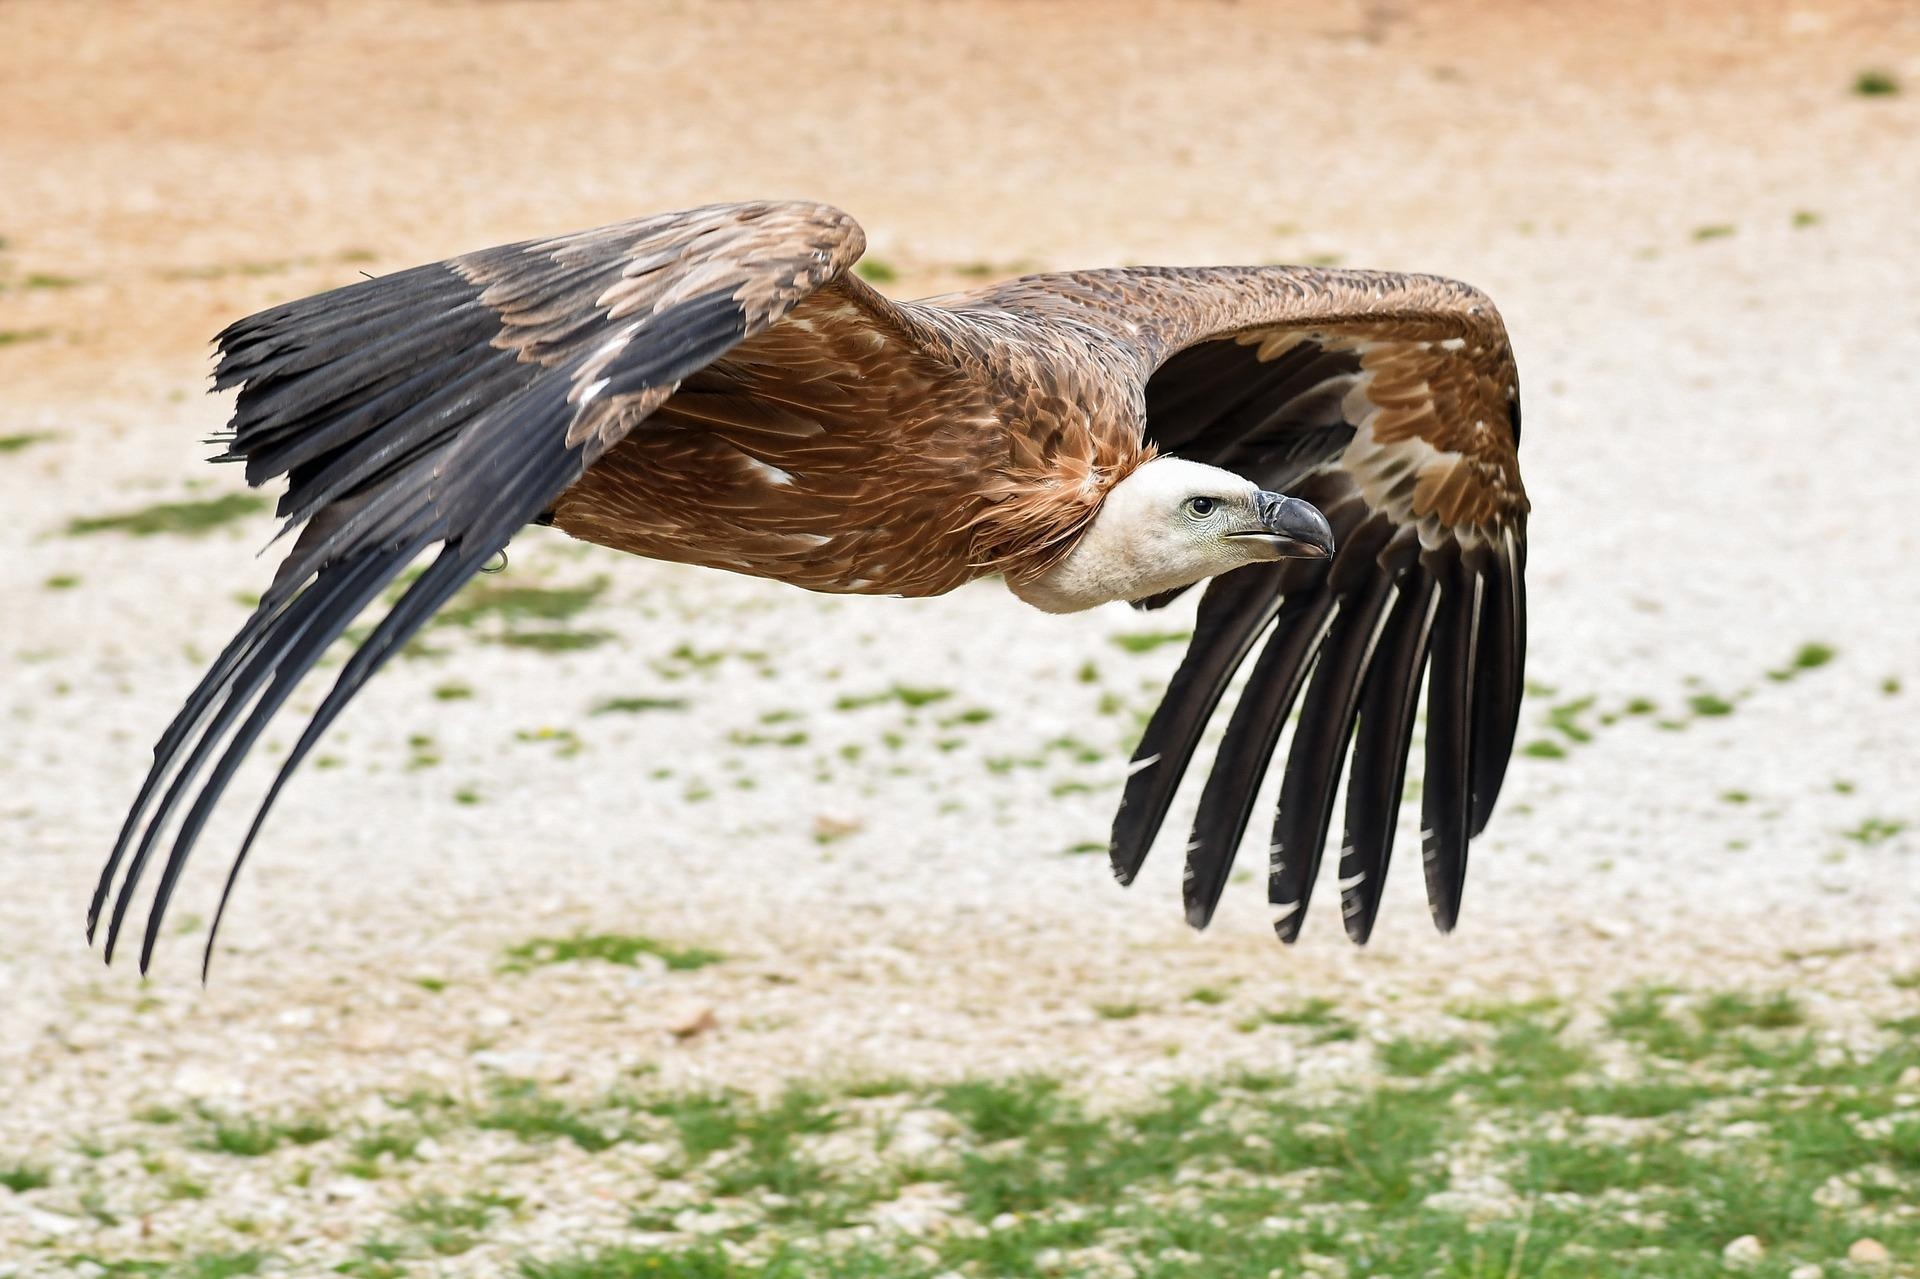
xmin=91 ymin=201 xmax=1528 ymax=974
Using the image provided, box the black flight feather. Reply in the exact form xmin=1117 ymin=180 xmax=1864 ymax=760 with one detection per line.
xmin=1109 ymin=561 xmax=1289 ymax=885
xmin=1180 ymin=590 xmax=1335 ymax=929
xmin=1337 ymin=567 xmax=1436 ymax=944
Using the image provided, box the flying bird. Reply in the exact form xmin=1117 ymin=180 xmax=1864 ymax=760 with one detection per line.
xmin=89 ymin=200 xmax=1528 ymax=974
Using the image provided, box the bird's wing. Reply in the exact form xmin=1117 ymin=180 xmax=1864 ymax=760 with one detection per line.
xmin=92 ymin=201 xmax=877 ymax=973
xmin=1036 ymin=266 xmax=1527 ymax=943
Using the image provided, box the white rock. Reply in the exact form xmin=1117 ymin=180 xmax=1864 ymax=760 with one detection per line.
xmin=1811 ymin=1175 xmax=1860 ymax=1209
xmin=1787 ymin=1265 xmax=1823 ymax=1279
xmin=1723 ymin=1235 xmax=1765 ymax=1268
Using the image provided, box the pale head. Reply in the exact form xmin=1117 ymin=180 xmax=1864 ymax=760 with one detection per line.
xmin=1007 ymin=457 xmax=1335 ymax=613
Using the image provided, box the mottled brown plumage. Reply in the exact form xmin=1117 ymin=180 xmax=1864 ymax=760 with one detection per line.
xmin=92 ymin=201 xmax=1528 ymax=974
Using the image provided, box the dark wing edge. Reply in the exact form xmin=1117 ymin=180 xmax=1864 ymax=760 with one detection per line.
xmin=1100 ymin=267 xmax=1528 ymax=943
xmin=90 ymin=201 xmax=867 ymax=974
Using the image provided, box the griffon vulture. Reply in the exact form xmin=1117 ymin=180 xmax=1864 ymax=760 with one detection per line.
xmin=89 ymin=201 xmax=1528 ymax=974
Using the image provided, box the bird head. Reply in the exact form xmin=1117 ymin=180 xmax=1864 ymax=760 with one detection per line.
xmin=1007 ymin=456 xmax=1335 ymax=613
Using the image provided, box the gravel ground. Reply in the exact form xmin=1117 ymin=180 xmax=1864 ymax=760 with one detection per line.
xmin=3 ymin=1 xmax=1919 ymax=1272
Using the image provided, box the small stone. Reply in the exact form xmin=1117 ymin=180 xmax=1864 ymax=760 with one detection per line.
xmin=813 ymin=813 xmax=865 ymax=842
xmin=1847 ymin=1239 xmax=1890 ymax=1266
xmin=667 ymin=1003 xmax=717 ymax=1039
xmin=1723 ymin=1235 xmax=1765 ymax=1268
xmin=1787 ymin=1265 xmax=1823 ymax=1279
xmin=1812 ymin=1175 xmax=1861 ymax=1209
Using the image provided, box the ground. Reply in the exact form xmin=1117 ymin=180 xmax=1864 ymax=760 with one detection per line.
xmin=3 ymin=2 xmax=1920 ymax=1276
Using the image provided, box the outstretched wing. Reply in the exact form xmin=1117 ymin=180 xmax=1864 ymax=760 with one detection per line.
xmin=1076 ymin=266 xmax=1527 ymax=943
xmin=92 ymin=201 xmax=867 ymax=973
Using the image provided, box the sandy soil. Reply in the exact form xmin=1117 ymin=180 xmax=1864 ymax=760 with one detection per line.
xmin=3 ymin=0 xmax=1920 ymax=1270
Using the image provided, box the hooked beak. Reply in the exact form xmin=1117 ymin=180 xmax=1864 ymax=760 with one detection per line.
xmin=1228 ymin=492 xmax=1336 ymax=560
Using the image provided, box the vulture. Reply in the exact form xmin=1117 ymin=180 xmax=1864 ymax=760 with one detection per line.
xmin=89 ymin=201 xmax=1528 ymax=975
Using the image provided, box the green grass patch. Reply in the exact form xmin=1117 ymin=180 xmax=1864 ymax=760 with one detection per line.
xmin=500 ymin=931 xmax=724 ymax=974
xmin=1377 ymin=1035 xmax=1465 ymax=1077
xmin=477 ymin=1080 xmax=628 ymax=1153
xmin=0 ymin=1162 xmax=50 ymax=1192
xmin=593 ymin=695 xmax=688 ymax=714
xmin=853 ymin=258 xmax=898 ymax=284
xmin=66 ymin=493 xmax=266 ymax=537
xmin=190 ymin=1107 xmax=331 ymax=1157
xmin=1843 ymin=817 xmax=1908 ymax=846
xmin=171 ymin=1006 xmax=1920 ymax=1278
xmin=0 ymin=431 xmax=52 ymax=453
xmin=833 ymin=683 xmax=952 ymax=710
xmin=1855 ymin=69 xmax=1900 ymax=95
xmin=1768 ymin=641 xmax=1837 ymax=680
xmin=1110 ymin=629 xmax=1191 ymax=654
xmin=0 ymin=327 xmax=53 ymax=347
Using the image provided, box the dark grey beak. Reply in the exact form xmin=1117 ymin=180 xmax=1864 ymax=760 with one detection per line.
xmin=1230 ymin=491 xmax=1336 ymax=559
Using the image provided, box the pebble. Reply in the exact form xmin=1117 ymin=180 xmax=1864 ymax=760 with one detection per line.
xmin=1723 ymin=1235 xmax=1765 ymax=1268
xmin=1847 ymin=1239 xmax=1890 ymax=1266
xmin=667 ymin=1003 xmax=719 ymax=1038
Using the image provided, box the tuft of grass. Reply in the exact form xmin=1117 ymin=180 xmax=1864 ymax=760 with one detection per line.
xmin=432 ymin=681 xmax=473 ymax=700
xmin=0 ymin=327 xmax=53 ymax=347
xmin=1185 ymin=985 xmax=1233 ymax=1006
xmin=1110 ymin=629 xmax=1191 ymax=654
xmin=0 ymin=1163 xmax=51 ymax=1192
xmin=174 ymin=1252 xmax=270 ymax=1279
xmin=1523 ymin=738 xmax=1567 ymax=759
xmin=24 ymin=271 xmax=85 ymax=289
xmin=1239 ymin=997 xmax=1357 ymax=1041
xmin=937 ymin=1076 xmax=1066 ymax=1143
xmin=67 ymin=494 xmax=267 ymax=537
xmin=500 ymin=931 xmax=724 ymax=974
xmin=1768 ymin=641 xmax=1837 ymax=681
xmin=520 ymin=1245 xmax=772 ymax=1279
xmin=1854 ymin=69 xmax=1900 ymax=96
xmin=397 ymin=1190 xmax=519 ymax=1255
xmin=1842 ymin=817 xmax=1908 ymax=846
xmin=44 ymin=573 xmax=79 ymax=590
xmin=1378 ymin=1035 xmax=1466 ymax=1077
xmin=192 ymin=1108 xmax=331 ymax=1157
xmin=1697 ymin=990 xmax=1805 ymax=1032
xmin=1687 ymin=692 xmax=1735 ymax=717
xmin=0 ymin=431 xmax=53 ymax=453
xmin=434 ymin=576 xmax=608 ymax=647
xmin=833 ymin=683 xmax=951 ymax=710
xmin=1093 ymin=1001 xmax=1144 ymax=1020
xmin=593 ymin=695 xmax=688 ymax=715
xmin=478 ymin=1080 xmax=627 ymax=1153
xmin=853 ymin=258 xmax=898 ymax=284
xmin=1691 ymin=224 xmax=1735 ymax=241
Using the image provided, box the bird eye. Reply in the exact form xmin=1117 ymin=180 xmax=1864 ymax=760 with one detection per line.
xmin=1185 ymin=496 xmax=1217 ymax=518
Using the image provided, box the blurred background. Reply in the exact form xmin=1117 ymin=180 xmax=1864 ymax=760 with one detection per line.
xmin=3 ymin=2 xmax=1918 ymax=1275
